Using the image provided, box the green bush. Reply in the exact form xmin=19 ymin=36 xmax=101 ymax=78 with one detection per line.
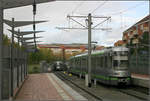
xmin=28 ymin=64 xmax=41 ymax=74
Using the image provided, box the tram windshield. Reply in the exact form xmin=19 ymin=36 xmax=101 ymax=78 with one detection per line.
xmin=115 ymin=51 xmax=128 ymax=56
xmin=113 ymin=60 xmax=128 ymax=70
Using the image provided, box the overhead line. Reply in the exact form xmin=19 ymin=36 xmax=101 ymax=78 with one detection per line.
xmin=72 ymin=1 xmax=85 ymax=14
xmin=107 ymin=1 xmax=147 ymax=16
xmin=91 ymin=0 xmax=108 ymax=14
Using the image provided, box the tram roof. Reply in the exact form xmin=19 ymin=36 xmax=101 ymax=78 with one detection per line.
xmin=70 ymin=46 xmax=128 ymax=59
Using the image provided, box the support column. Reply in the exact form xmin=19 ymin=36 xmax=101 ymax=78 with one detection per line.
xmin=17 ymin=29 xmax=20 ymax=87
xmin=0 ymin=1 xmax=3 ymax=100
xmin=10 ymin=18 xmax=15 ymax=97
xmin=88 ymin=13 xmax=92 ymax=87
xmin=21 ymin=35 xmax=23 ymax=82
xmin=63 ymin=48 xmax=66 ymax=63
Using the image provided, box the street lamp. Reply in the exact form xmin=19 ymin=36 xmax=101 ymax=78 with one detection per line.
xmin=91 ymin=41 xmax=98 ymax=50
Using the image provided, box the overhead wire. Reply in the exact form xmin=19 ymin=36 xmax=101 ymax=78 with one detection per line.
xmin=72 ymin=1 xmax=85 ymax=15
xmin=67 ymin=1 xmax=85 ymax=30
xmin=106 ymin=1 xmax=147 ymax=16
xmin=91 ymin=0 xmax=108 ymax=14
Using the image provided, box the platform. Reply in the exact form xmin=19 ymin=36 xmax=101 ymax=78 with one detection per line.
xmin=15 ymin=73 xmax=87 ymax=101
xmin=131 ymin=73 xmax=150 ymax=88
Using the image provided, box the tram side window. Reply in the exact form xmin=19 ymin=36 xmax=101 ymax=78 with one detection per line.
xmin=76 ymin=58 xmax=78 ymax=68
xmin=70 ymin=60 xmax=72 ymax=67
xmin=93 ymin=56 xmax=96 ymax=68
xmin=92 ymin=57 xmax=95 ymax=68
xmin=75 ymin=59 xmax=77 ymax=67
xmin=79 ymin=58 xmax=81 ymax=68
xmin=105 ymin=56 xmax=107 ymax=68
xmin=113 ymin=60 xmax=118 ymax=67
xmin=100 ymin=56 xmax=103 ymax=68
xmin=73 ymin=59 xmax=75 ymax=67
xmin=97 ymin=56 xmax=101 ymax=68
xmin=82 ymin=58 xmax=85 ymax=68
xmin=107 ymin=56 xmax=112 ymax=68
xmin=101 ymin=57 xmax=104 ymax=68
xmin=78 ymin=58 xmax=80 ymax=68
xmin=91 ymin=57 xmax=94 ymax=67
xmin=77 ymin=58 xmax=79 ymax=68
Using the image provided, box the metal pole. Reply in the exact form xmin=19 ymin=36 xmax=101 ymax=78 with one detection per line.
xmin=17 ymin=29 xmax=20 ymax=87
xmin=33 ymin=0 xmax=37 ymax=50
xmin=21 ymin=35 xmax=23 ymax=82
xmin=136 ymin=43 xmax=138 ymax=73
xmin=25 ymin=52 xmax=28 ymax=77
xmin=24 ymin=51 xmax=26 ymax=79
xmin=63 ymin=48 xmax=66 ymax=63
xmin=88 ymin=13 xmax=92 ymax=87
xmin=10 ymin=18 xmax=15 ymax=97
xmin=0 ymin=1 xmax=3 ymax=100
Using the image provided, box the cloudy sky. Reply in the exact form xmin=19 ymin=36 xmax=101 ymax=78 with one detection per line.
xmin=4 ymin=1 xmax=149 ymax=46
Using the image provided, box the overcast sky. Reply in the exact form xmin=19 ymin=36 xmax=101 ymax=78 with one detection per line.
xmin=4 ymin=1 xmax=149 ymax=46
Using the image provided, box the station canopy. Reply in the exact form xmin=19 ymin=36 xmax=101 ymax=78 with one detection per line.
xmin=8 ymin=29 xmax=44 ymax=36
xmin=3 ymin=0 xmax=55 ymax=9
xmin=20 ymin=36 xmax=43 ymax=41
xmin=23 ymin=41 xmax=42 ymax=44
xmin=4 ymin=19 xmax=47 ymax=27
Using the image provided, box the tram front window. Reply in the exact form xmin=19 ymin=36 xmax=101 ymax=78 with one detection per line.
xmin=119 ymin=60 xmax=128 ymax=67
xmin=113 ymin=60 xmax=128 ymax=70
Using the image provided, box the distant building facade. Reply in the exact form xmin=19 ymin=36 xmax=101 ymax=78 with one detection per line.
xmin=114 ymin=14 xmax=149 ymax=75
xmin=37 ymin=43 xmax=88 ymax=55
xmin=122 ymin=15 xmax=149 ymax=46
xmin=37 ymin=43 xmax=104 ymax=55
xmin=114 ymin=14 xmax=149 ymax=47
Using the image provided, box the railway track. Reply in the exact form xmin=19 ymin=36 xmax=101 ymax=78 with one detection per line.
xmin=54 ymin=71 xmax=103 ymax=101
xmin=117 ymin=88 xmax=148 ymax=101
xmin=54 ymin=71 xmax=149 ymax=101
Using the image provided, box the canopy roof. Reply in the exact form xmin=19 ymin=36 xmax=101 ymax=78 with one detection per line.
xmin=3 ymin=0 xmax=55 ymax=9
xmin=4 ymin=19 xmax=47 ymax=27
xmin=23 ymin=41 xmax=42 ymax=44
xmin=8 ymin=29 xmax=44 ymax=36
xmin=21 ymin=36 xmax=43 ymax=40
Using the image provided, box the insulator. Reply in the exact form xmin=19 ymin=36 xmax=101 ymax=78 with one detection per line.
xmin=33 ymin=24 xmax=36 ymax=30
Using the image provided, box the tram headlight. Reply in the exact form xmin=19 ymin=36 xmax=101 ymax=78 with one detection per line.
xmin=114 ymin=72 xmax=122 ymax=76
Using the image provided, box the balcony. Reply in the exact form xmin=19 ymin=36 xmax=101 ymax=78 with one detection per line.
xmin=132 ymin=38 xmax=139 ymax=44
xmin=133 ymin=30 xmax=138 ymax=35
xmin=127 ymin=40 xmax=131 ymax=44
xmin=143 ymin=26 xmax=149 ymax=32
xmin=122 ymin=36 xmax=127 ymax=41
xmin=129 ymin=33 xmax=134 ymax=39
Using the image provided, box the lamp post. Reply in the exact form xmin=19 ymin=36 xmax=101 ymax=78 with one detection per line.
xmin=91 ymin=41 xmax=98 ymax=50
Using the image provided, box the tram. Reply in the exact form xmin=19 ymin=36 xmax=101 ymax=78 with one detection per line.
xmin=69 ymin=47 xmax=131 ymax=85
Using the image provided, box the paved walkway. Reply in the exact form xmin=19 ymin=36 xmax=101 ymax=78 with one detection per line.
xmin=15 ymin=73 xmax=87 ymax=101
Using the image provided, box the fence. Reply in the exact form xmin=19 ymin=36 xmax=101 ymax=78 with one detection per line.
xmin=2 ymin=45 xmax=28 ymax=99
xmin=129 ymin=48 xmax=149 ymax=75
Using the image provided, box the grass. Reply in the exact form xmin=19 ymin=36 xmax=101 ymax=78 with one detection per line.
xmin=28 ymin=64 xmax=41 ymax=74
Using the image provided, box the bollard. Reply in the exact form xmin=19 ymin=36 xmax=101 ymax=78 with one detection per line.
xmin=94 ymin=79 xmax=97 ymax=87
xmin=69 ymin=73 xmax=72 ymax=77
xmin=79 ymin=73 xmax=82 ymax=78
xmin=85 ymin=74 xmax=88 ymax=86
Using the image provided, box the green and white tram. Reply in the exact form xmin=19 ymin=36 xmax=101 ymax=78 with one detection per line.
xmin=69 ymin=46 xmax=131 ymax=85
